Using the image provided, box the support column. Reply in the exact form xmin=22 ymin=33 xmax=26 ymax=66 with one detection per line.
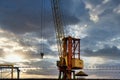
xmin=11 ymin=65 xmax=13 ymax=79
xmin=67 ymin=36 xmax=72 ymax=79
xmin=17 ymin=68 xmax=20 ymax=79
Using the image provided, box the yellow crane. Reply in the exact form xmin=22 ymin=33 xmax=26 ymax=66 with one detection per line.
xmin=51 ymin=0 xmax=87 ymax=79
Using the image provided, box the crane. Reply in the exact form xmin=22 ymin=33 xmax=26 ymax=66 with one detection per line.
xmin=51 ymin=0 xmax=87 ymax=79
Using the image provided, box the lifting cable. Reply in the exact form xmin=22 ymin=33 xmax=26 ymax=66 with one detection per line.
xmin=40 ymin=0 xmax=45 ymax=58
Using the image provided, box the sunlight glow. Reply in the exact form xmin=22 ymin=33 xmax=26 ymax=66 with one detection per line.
xmin=83 ymin=56 xmax=105 ymax=66
xmin=4 ymin=54 xmax=23 ymax=63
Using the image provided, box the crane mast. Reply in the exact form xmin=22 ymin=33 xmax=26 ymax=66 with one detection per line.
xmin=51 ymin=0 xmax=86 ymax=79
xmin=51 ymin=0 xmax=64 ymax=57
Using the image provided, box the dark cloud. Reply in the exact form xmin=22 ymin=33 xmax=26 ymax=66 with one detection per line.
xmin=0 ymin=0 xmax=81 ymax=35
xmin=0 ymin=0 xmax=40 ymax=33
xmin=60 ymin=0 xmax=90 ymax=24
xmin=83 ymin=46 xmax=120 ymax=60
xmin=0 ymin=0 xmax=120 ymax=78
xmin=80 ymin=0 xmax=120 ymax=51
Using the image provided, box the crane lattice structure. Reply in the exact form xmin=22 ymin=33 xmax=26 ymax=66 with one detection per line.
xmin=0 ymin=64 xmax=20 ymax=79
xmin=51 ymin=0 xmax=86 ymax=79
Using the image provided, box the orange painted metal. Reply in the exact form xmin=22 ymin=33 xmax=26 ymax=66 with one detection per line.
xmin=58 ymin=36 xmax=81 ymax=79
xmin=67 ymin=36 xmax=72 ymax=79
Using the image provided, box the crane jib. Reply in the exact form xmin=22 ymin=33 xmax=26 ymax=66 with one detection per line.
xmin=51 ymin=0 xmax=64 ymax=56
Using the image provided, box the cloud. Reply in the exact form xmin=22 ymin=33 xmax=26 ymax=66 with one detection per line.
xmin=102 ymin=0 xmax=110 ymax=4
xmin=0 ymin=24 xmax=58 ymax=67
xmin=83 ymin=46 xmax=120 ymax=60
xmin=0 ymin=0 xmax=120 ymax=79
xmin=65 ymin=24 xmax=88 ymax=38
xmin=26 ymin=60 xmax=55 ymax=68
xmin=18 ymin=33 xmax=58 ymax=56
xmin=79 ymin=0 xmax=120 ymax=52
xmin=26 ymin=68 xmax=58 ymax=76
xmin=84 ymin=0 xmax=120 ymax=23
xmin=24 ymin=60 xmax=58 ymax=76
xmin=0 ymin=0 xmax=81 ymax=35
xmin=84 ymin=69 xmax=120 ymax=79
xmin=0 ymin=48 xmax=4 ymax=57
xmin=113 ymin=4 xmax=120 ymax=14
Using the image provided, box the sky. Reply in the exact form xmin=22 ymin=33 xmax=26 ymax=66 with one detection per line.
xmin=0 ymin=0 xmax=120 ymax=79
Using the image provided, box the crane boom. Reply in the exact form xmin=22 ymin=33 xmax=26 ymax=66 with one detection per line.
xmin=51 ymin=0 xmax=64 ymax=57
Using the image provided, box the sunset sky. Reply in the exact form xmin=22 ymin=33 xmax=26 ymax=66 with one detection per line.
xmin=0 ymin=0 xmax=120 ymax=79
